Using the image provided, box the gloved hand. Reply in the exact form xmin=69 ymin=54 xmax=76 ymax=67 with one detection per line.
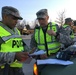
xmin=56 ymin=50 xmax=72 ymax=61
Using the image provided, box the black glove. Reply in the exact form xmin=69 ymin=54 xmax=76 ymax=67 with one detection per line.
xmin=56 ymin=50 xmax=72 ymax=61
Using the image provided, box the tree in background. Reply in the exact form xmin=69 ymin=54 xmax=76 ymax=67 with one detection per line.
xmin=16 ymin=19 xmax=26 ymax=34
xmin=0 ymin=18 xmax=1 ymax=21
xmin=55 ymin=10 xmax=66 ymax=26
xmin=16 ymin=19 xmax=26 ymax=29
xmin=34 ymin=19 xmax=39 ymax=27
xmin=31 ymin=19 xmax=39 ymax=29
xmin=25 ymin=24 xmax=31 ymax=30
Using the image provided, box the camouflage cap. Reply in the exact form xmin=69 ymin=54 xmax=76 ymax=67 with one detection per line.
xmin=36 ymin=9 xmax=48 ymax=19
xmin=65 ymin=18 xmax=72 ymax=22
xmin=2 ymin=6 xmax=23 ymax=20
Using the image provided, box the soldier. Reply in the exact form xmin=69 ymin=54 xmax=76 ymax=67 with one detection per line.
xmin=0 ymin=6 xmax=30 ymax=75
xmin=63 ymin=18 xmax=74 ymax=39
xmin=30 ymin=9 xmax=74 ymax=59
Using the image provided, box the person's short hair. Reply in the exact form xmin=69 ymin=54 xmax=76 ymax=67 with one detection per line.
xmin=2 ymin=6 xmax=23 ymax=20
xmin=65 ymin=18 xmax=72 ymax=23
xmin=36 ymin=9 xmax=48 ymax=19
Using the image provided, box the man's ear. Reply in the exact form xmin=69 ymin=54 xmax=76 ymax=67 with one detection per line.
xmin=47 ymin=16 xmax=49 ymax=20
xmin=3 ymin=14 xmax=7 ymax=20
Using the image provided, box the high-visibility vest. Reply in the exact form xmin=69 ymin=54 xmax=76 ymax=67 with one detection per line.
xmin=35 ymin=22 xmax=61 ymax=55
xmin=63 ymin=24 xmax=74 ymax=39
xmin=0 ymin=22 xmax=24 ymax=68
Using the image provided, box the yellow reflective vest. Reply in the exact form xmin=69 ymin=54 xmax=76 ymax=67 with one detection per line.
xmin=35 ymin=22 xmax=61 ymax=55
xmin=0 ymin=22 xmax=24 ymax=68
xmin=63 ymin=24 xmax=74 ymax=39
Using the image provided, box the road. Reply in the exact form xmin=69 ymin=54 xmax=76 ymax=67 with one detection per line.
xmin=22 ymin=34 xmax=36 ymax=75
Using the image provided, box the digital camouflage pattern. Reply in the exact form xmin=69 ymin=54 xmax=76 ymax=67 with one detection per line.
xmin=30 ymin=23 xmax=74 ymax=50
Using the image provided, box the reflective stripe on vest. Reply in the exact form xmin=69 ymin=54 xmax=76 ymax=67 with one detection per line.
xmin=0 ymin=25 xmax=23 ymax=68
xmin=63 ymin=24 xmax=74 ymax=39
xmin=35 ymin=23 xmax=60 ymax=55
xmin=2 ymin=35 xmax=21 ymax=42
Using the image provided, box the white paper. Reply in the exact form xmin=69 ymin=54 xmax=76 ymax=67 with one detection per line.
xmin=37 ymin=58 xmax=73 ymax=65
xmin=30 ymin=50 xmax=46 ymax=56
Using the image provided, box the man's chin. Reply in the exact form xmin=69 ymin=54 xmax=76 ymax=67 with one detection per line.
xmin=40 ymin=24 xmax=45 ymax=27
xmin=9 ymin=26 xmax=15 ymax=29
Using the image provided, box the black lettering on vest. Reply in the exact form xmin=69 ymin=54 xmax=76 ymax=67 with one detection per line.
xmin=12 ymin=40 xmax=23 ymax=48
xmin=12 ymin=40 xmax=16 ymax=48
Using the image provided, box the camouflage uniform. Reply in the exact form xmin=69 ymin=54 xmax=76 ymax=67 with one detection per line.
xmin=0 ymin=6 xmax=25 ymax=75
xmin=0 ymin=22 xmax=25 ymax=75
xmin=30 ymin=24 xmax=74 ymax=50
xmin=30 ymin=9 xmax=74 ymax=50
xmin=63 ymin=25 xmax=74 ymax=38
xmin=0 ymin=52 xmax=15 ymax=65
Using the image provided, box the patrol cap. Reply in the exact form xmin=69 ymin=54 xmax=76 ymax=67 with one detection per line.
xmin=2 ymin=6 xmax=23 ymax=20
xmin=36 ymin=9 xmax=48 ymax=19
xmin=65 ymin=18 xmax=72 ymax=22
